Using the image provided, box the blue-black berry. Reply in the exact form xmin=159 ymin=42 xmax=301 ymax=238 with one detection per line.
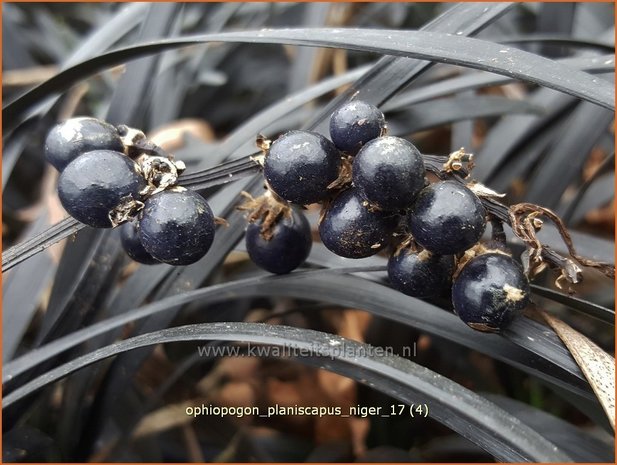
xmin=120 ymin=220 xmax=159 ymax=265
xmin=264 ymin=130 xmax=341 ymax=205
xmin=353 ymin=136 xmax=425 ymax=210
xmin=45 ymin=117 xmax=124 ymax=171
xmin=329 ymin=100 xmax=385 ymax=154
xmin=388 ymin=249 xmax=454 ymax=298
xmin=452 ymin=253 xmax=530 ymax=332
xmin=407 ymin=181 xmax=486 ymax=255
xmin=319 ymin=188 xmax=397 ymax=258
xmin=246 ymin=208 xmax=312 ymax=274
xmin=139 ymin=189 xmax=215 ymax=266
xmin=58 ymin=150 xmax=146 ymax=228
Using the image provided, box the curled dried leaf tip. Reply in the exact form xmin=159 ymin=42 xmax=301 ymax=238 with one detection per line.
xmin=509 ymin=203 xmax=614 ymax=287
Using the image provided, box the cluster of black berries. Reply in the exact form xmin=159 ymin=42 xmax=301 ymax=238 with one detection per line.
xmin=45 ymin=104 xmax=531 ymax=332
xmin=45 ymin=117 xmax=215 ymax=266
xmin=254 ymin=100 xmax=530 ymax=332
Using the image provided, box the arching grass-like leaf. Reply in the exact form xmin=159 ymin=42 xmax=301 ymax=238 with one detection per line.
xmin=525 ymin=102 xmax=614 ymax=208
xmin=5 ymin=26 xmax=614 ymax=132
xmin=2 ymin=217 xmax=82 ymax=272
xmin=3 ymin=268 xmax=591 ymax=401
xmin=389 ymin=95 xmax=544 ymax=135
xmin=382 ymin=54 xmax=614 ymax=112
xmin=531 ymin=284 xmax=614 ymax=325
xmin=1 ymin=322 xmax=572 ymax=462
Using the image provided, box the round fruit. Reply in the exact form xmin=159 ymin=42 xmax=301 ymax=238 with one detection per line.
xmin=329 ymin=100 xmax=386 ymax=154
xmin=120 ymin=220 xmax=159 ymax=265
xmin=388 ymin=249 xmax=454 ymax=298
xmin=264 ymin=130 xmax=341 ymax=205
xmin=353 ymin=136 xmax=425 ymax=210
xmin=319 ymin=188 xmax=397 ymax=259
xmin=58 ymin=150 xmax=146 ymax=228
xmin=139 ymin=190 xmax=216 ymax=266
xmin=407 ymin=181 xmax=486 ymax=255
xmin=246 ymin=208 xmax=312 ymax=274
xmin=452 ymin=253 xmax=530 ymax=332
xmin=45 ymin=117 xmax=124 ymax=171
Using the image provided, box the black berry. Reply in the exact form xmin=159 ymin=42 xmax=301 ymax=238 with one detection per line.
xmin=408 ymin=181 xmax=486 ymax=255
xmin=58 ymin=150 xmax=146 ymax=228
xmin=388 ymin=249 xmax=454 ymax=298
xmin=452 ymin=253 xmax=530 ymax=332
xmin=329 ymin=100 xmax=385 ymax=154
xmin=120 ymin=220 xmax=159 ymax=265
xmin=139 ymin=190 xmax=216 ymax=266
xmin=264 ymin=130 xmax=341 ymax=205
xmin=353 ymin=136 xmax=425 ymax=210
xmin=319 ymin=188 xmax=397 ymax=258
xmin=45 ymin=117 xmax=124 ymax=171
xmin=246 ymin=208 xmax=312 ymax=274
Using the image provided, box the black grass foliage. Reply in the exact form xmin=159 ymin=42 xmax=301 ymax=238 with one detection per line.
xmin=2 ymin=3 xmax=614 ymax=463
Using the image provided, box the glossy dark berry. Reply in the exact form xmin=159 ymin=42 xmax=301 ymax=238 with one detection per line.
xmin=246 ymin=208 xmax=312 ymax=274
xmin=58 ymin=150 xmax=146 ymax=228
xmin=319 ymin=189 xmax=397 ymax=259
xmin=45 ymin=117 xmax=124 ymax=171
xmin=388 ymin=250 xmax=454 ymax=298
xmin=120 ymin=220 xmax=159 ymax=265
xmin=329 ymin=100 xmax=385 ymax=154
xmin=452 ymin=253 xmax=530 ymax=332
xmin=139 ymin=189 xmax=215 ymax=266
xmin=264 ymin=130 xmax=341 ymax=205
xmin=353 ymin=136 xmax=425 ymax=210
xmin=408 ymin=181 xmax=486 ymax=255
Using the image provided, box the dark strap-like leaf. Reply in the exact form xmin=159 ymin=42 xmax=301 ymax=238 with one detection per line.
xmin=5 ymin=26 xmax=614 ymax=131
xmin=2 ymin=321 xmax=572 ymax=462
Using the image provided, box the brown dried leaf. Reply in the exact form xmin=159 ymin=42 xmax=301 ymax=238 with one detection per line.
xmin=349 ymin=417 xmax=370 ymax=458
xmin=585 ymin=199 xmax=615 ymax=233
xmin=182 ymin=424 xmax=205 ymax=462
xmin=149 ymin=118 xmax=215 ymax=152
xmin=215 ymin=381 xmax=256 ymax=409
xmin=3 ymin=65 xmax=58 ymax=87
xmin=542 ymin=311 xmax=615 ymax=429
xmin=133 ymin=399 xmax=199 ymax=438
